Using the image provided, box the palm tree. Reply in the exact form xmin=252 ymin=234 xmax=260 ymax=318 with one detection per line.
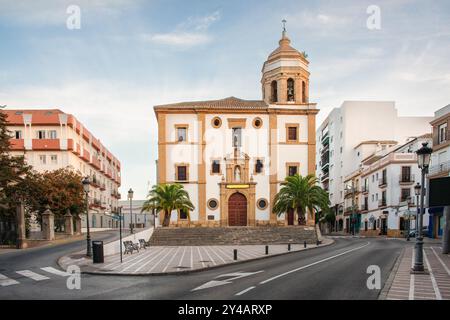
xmin=142 ymin=184 xmax=195 ymax=227
xmin=272 ymin=174 xmax=329 ymax=225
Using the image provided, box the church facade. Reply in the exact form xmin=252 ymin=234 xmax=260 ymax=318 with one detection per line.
xmin=154 ymin=29 xmax=319 ymax=227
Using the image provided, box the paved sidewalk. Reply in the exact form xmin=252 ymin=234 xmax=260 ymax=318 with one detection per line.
xmin=59 ymin=239 xmax=334 ymax=275
xmin=385 ymin=244 xmax=450 ymax=300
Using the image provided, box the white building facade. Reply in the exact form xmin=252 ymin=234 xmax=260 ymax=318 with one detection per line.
xmin=154 ymin=30 xmax=318 ymax=227
xmin=343 ymin=135 xmax=431 ymax=237
xmin=5 ymin=109 xmax=122 ymax=229
xmin=316 ymin=101 xmax=433 ymax=218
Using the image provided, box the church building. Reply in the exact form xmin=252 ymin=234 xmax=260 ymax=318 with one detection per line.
xmin=154 ymin=27 xmax=319 ymax=227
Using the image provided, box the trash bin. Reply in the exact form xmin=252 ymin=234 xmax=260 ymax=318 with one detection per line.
xmin=92 ymin=241 xmax=104 ymax=263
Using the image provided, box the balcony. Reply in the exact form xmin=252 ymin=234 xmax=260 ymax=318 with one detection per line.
xmin=361 ymin=203 xmax=369 ymax=212
xmin=91 ymin=176 xmax=100 ymax=189
xmin=344 ymin=205 xmax=359 ymax=215
xmin=399 ymin=174 xmax=415 ymax=184
xmin=100 ymin=183 xmax=106 ymax=191
xmin=378 ymin=199 xmax=387 ymax=208
xmin=91 ymin=157 xmax=101 ymax=170
xmin=82 ymin=149 xmax=90 ymax=163
xmin=9 ymin=139 xmax=24 ymax=150
xmin=32 ymin=139 xmax=60 ymax=150
xmin=321 ymin=132 xmax=330 ymax=146
xmin=429 ymin=160 xmax=450 ymax=177
xmin=399 ymin=196 xmax=414 ymax=205
xmin=321 ymin=161 xmax=329 ymax=173
xmin=89 ymin=198 xmax=102 ymax=209
xmin=344 ymin=187 xmax=359 ymax=198
xmin=378 ymin=177 xmax=387 ymax=188
xmin=361 ymin=185 xmax=369 ymax=194
xmin=320 ymin=172 xmax=329 ymax=182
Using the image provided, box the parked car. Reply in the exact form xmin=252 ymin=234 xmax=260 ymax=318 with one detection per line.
xmin=408 ymin=227 xmax=429 ymax=238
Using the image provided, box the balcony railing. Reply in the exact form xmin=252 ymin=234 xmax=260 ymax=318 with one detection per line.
xmin=378 ymin=178 xmax=387 ymax=187
xmin=361 ymin=185 xmax=369 ymax=193
xmin=399 ymin=196 xmax=414 ymax=204
xmin=321 ymin=132 xmax=329 ymax=145
xmin=399 ymin=174 xmax=415 ymax=184
xmin=429 ymin=160 xmax=450 ymax=176
xmin=344 ymin=187 xmax=359 ymax=197
xmin=378 ymin=199 xmax=387 ymax=208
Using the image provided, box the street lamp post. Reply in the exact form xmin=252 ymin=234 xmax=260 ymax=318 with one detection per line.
xmin=412 ymin=142 xmax=433 ymax=273
xmin=414 ymin=183 xmax=421 ymax=238
xmin=346 ymin=185 xmax=357 ymax=236
xmin=119 ymin=206 xmax=123 ymax=263
xmin=82 ymin=177 xmax=92 ymax=257
xmin=128 ymin=188 xmax=134 ymax=234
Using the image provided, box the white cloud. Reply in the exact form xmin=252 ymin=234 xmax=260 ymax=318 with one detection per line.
xmin=141 ymin=32 xmax=211 ymax=46
xmin=142 ymin=10 xmax=220 ymax=48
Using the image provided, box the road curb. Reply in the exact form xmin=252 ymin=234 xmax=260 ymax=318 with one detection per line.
xmin=378 ymin=247 xmax=405 ymax=300
xmin=59 ymin=239 xmax=335 ymax=277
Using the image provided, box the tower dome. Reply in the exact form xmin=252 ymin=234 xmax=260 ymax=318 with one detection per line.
xmin=261 ymin=22 xmax=310 ymax=105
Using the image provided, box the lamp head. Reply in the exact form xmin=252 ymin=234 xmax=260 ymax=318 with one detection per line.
xmin=414 ymin=182 xmax=421 ymax=196
xmin=82 ymin=176 xmax=90 ymax=193
xmin=128 ymin=188 xmax=134 ymax=200
xmin=416 ymin=142 xmax=433 ymax=169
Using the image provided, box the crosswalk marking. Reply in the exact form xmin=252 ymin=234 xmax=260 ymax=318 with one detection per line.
xmin=0 ymin=274 xmax=19 ymax=287
xmin=41 ymin=267 xmax=69 ymax=277
xmin=16 ymin=270 xmax=50 ymax=281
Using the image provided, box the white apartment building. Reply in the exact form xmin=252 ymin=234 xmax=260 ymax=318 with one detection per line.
xmin=154 ymin=29 xmax=318 ymax=227
xmin=316 ymin=101 xmax=433 ymax=216
xmin=5 ymin=109 xmax=122 ymax=229
xmin=343 ymin=135 xmax=431 ymax=237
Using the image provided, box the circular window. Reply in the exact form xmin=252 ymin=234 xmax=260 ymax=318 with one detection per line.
xmin=207 ymin=198 xmax=219 ymax=210
xmin=257 ymin=198 xmax=268 ymax=210
xmin=211 ymin=117 xmax=222 ymax=128
xmin=252 ymin=117 xmax=263 ymax=129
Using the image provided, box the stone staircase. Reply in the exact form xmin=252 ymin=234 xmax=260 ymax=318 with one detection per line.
xmin=148 ymin=226 xmax=317 ymax=246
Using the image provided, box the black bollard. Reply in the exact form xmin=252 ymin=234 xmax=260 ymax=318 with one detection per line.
xmin=304 ymin=241 xmax=307 ymax=248
xmin=288 ymin=243 xmax=291 ymax=251
xmin=265 ymin=245 xmax=269 ymax=255
xmin=233 ymin=249 xmax=237 ymax=260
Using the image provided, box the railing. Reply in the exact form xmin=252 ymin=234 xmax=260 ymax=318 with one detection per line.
xmin=429 ymin=160 xmax=450 ymax=176
xmin=378 ymin=199 xmax=387 ymax=208
xmin=361 ymin=185 xmax=369 ymax=193
xmin=361 ymin=203 xmax=368 ymax=211
xmin=399 ymin=196 xmax=414 ymax=204
xmin=378 ymin=178 xmax=387 ymax=187
xmin=321 ymin=132 xmax=329 ymax=145
xmin=399 ymin=174 xmax=415 ymax=184
xmin=344 ymin=187 xmax=359 ymax=197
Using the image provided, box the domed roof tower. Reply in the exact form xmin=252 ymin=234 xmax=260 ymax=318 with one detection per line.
xmin=261 ymin=21 xmax=310 ymax=105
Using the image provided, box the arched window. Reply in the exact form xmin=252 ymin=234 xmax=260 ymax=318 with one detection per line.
xmin=302 ymin=81 xmax=306 ymax=103
xmin=270 ymin=81 xmax=277 ymax=103
xmin=287 ymin=78 xmax=295 ymax=102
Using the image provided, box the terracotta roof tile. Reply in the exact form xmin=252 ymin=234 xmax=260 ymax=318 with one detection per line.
xmin=154 ymin=96 xmax=268 ymax=110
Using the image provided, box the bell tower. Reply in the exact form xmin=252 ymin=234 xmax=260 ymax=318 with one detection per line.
xmin=261 ymin=21 xmax=310 ymax=105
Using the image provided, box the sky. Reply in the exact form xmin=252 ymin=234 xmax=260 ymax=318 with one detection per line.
xmin=0 ymin=0 xmax=449 ymax=199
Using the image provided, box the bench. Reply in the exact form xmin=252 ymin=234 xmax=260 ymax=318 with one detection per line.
xmin=138 ymin=239 xmax=150 ymax=249
xmin=123 ymin=240 xmax=140 ymax=254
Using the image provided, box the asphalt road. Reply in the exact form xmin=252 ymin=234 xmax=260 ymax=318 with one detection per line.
xmin=0 ymin=236 xmax=407 ymax=300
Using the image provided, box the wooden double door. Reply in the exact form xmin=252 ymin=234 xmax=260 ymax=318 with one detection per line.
xmin=228 ymin=193 xmax=247 ymax=226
